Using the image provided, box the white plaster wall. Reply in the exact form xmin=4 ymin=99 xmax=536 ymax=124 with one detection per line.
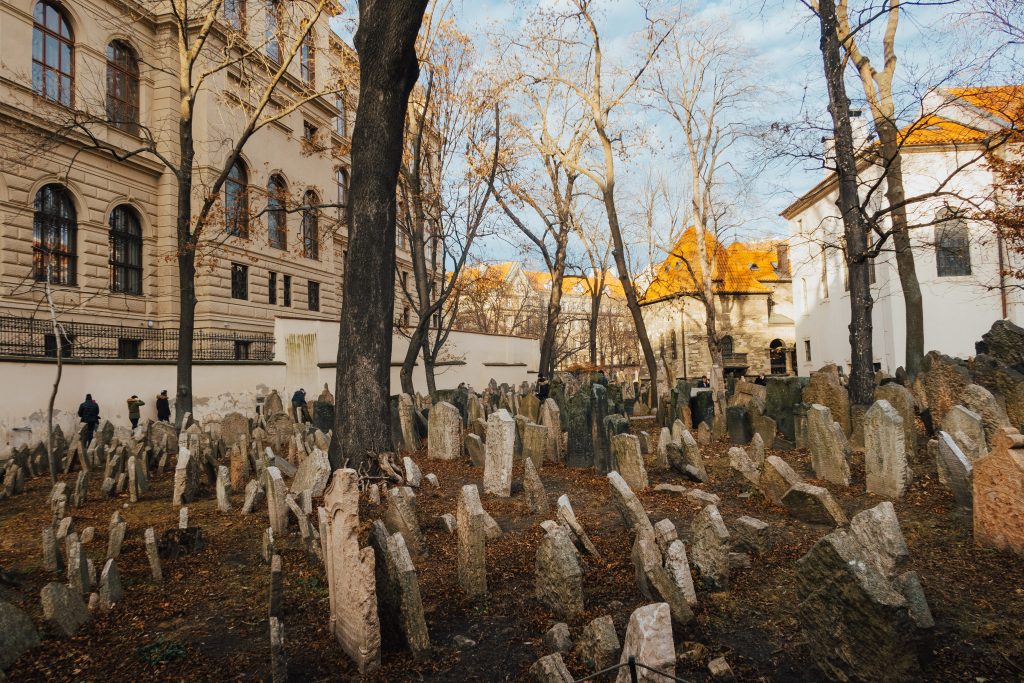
xmin=0 ymin=361 xmax=287 ymax=450
xmin=788 ymin=146 xmax=1022 ymax=376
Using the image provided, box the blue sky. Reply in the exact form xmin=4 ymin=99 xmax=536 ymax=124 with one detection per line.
xmin=337 ymin=1 xmax=1013 ymax=269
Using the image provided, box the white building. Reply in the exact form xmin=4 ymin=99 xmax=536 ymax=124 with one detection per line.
xmin=783 ymin=86 xmax=1024 ymax=375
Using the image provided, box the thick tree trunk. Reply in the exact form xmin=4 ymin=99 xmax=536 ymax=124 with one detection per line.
xmin=330 ymin=1 xmax=427 ymax=470
xmin=174 ymin=126 xmax=196 ymax=427
xmin=876 ymin=123 xmax=925 ymax=377
xmin=818 ymin=0 xmax=875 ymax=407
xmin=420 ymin=331 xmax=436 ymax=395
xmin=588 ymin=291 xmax=602 ymax=366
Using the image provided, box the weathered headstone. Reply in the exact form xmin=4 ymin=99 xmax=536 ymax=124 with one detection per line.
xmin=556 ymin=495 xmax=600 ymax=558
xmin=369 ymin=521 xmax=430 ymax=657
xmin=726 ymin=405 xmax=753 ymax=445
xmin=864 ymin=399 xmax=912 ymax=499
xmin=98 ymin=559 xmax=123 ymax=610
xmin=383 ymin=486 xmax=424 ymax=560
xmin=942 ymin=405 xmax=987 ymax=462
xmin=782 ymin=483 xmax=848 ymax=526
xmin=323 ymin=469 xmax=381 ymax=673
xmin=144 ymin=527 xmax=162 ymax=582
xmin=807 ymin=404 xmax=851 ymax=486
xmin=608 ymin=472 xmax=654 ymax=538
xmin=796 ymin=502 xmax=934 ymax=681
xmin=535 ymin=520 xmax=584 ymax=618
xmin=428 ymin=401 xmax=463 ymax=461
xmin=483 ymin=410 xmax=515 ymax=497
xmin=530 ymin=653 xmax=574 ymax=682
xmin=540 ymin=399 xmax=562 ymax=463
xmin=936 ymin=431 xmax=973 ymax=513
xmin=216 ymin=465 xmax=232 ymax=512
xmin=41 ymin=582 xmax=89 ymax=636
xmin=172 ymin=447 xmax=200 ymax=506
xmin=0 ymin=599 xmax=40 ymax=668
xmin=874 ymin=383 xmax=918 ymax=454
xmin=616 ymin=603 xmax=675 ymax=683
xmin=973 ymin=428 xmax=1024 ymax=556
xmin=566 ymin=387 xmax=593 ymax=468
xmin=266 ymin=466 xmax=289 ymax=536
xmin=291 ymin=448 xmax=331 ymax=497
xmin=523 ymin=458 xmax=549 ymax=514
xmin=612 ymin=433 xmax=648 ymax=491
xmin=456 ymin=484 xmax=488 ymax=599
xmin=575 ymin=615 xmax=620 ymax=672
xmin=690 ymin=505 xmax=730 ymax=590
xmin=802 ymin=366 xmax=851 ymax=435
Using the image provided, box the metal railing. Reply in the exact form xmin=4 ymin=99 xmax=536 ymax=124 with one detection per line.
xmin=721 ymin=352 xmax=749 ymax=367
xmin=576 ymin=656 xmax=692 ymax=682
xmin=0 ymin=315 xmax=275 ymax=361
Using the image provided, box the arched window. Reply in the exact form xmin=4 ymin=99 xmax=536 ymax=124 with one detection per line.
xmin=265 ymin=0 xmax=282 ymax=63
xmin=302 ymin=190 xmax=320 ymax=260
xmin=106 ymin=41 xmax=139 ymax=134
xmin=225 ymin=160 xmax=249 ymax=237
xmin=32 ymin=1 xmax=74 ymax=106
xmin=720 ymin=335 xmax=734 ymax=356
xmin=33 ymin=184 xmax=76 ymax=285
xmin=769 ymin=339 xmax=787 ymax=375
xmin=267 ymin=175 xmax=287 ymax=249
xmin=109 ymin=206 xmax=142 ymax=295
xmin=936 ymin=212 xmax=972 ymax=277
xmin=224 ymin=0 xmax=246 ymax=32
xmin=300 ymin=32 xmax=315 ymax=85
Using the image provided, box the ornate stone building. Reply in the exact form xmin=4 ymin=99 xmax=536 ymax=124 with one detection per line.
xmin=0 ymin=0 xmax=417 ymax=359
xmin=640 ymin=228 xmax=796 ymax=381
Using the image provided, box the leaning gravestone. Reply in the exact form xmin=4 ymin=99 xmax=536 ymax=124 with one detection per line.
xmin=456 ymin=484 xmax=488 ymax=599
xmin=0 ymin=599 xmax=40 ymax=668
xmin=874 ymin=383 xmax=917 ymax=454
xmin=612 ymin=433 xmax=648 ymax=491
xmin=802 ymin=366 xmax=851 ymax=436
xmin=565 ymin=387 xmax=593 ymax=468
xmin=535 ymin=520 xmax=584 ymax=618
xmin=616 ymin=603 xmax=675 ymax=683
xmin=540 ymin=399 xmax=562 ymax=463
xmin=323 ymin=469 xmax=381 ymax=673
xmin=806 ymin=404 xmax=851 ymax=487
xmin=796 ymin=502 xmax=934 ymax=682
xmin=936 ymin=431 xmax=973 ymax=514
xmin=864 ymin=400 xmax=912 ymax=499
xmin=726 ymin=405 xmax=753 ymax=445
xmin=941 ymin=405 xmax=987 ymax=462
xmin=369 ymin=521 xmax=430 ymax=657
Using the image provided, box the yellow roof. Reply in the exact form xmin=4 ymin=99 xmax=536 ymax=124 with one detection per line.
xmin=642 ymin=228 xmax=788 ymax=301
xmin=899 ymin=85 xmax=1024 ymax=146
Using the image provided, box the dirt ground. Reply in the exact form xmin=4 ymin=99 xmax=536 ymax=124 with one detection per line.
xmin=2 ymin=417 xmax=1023 ymax=682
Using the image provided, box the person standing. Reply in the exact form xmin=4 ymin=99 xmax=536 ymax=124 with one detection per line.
xmin=754 ymin=373 xmax=767 ymax=386
xmin=78 ymin=394 xmax=100 ymax=446
xmin=127 ymin=395 xmax=146 ymax=429
xmin=156 ymin=390 xmax=171 ymax=422
xmin=291 ymin=388 xmax=308 ymax=423
xmin=536 ymin=374 xmax=550 ymax=401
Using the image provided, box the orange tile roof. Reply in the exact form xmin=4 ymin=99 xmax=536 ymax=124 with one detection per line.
xmin=949 ymin=85 xmax=1024 ymax=125
xmin=642 ymin=228 xmax=788 ymax=301
xmin=898 ymin=114 xmax=989 ymax=146
xmin=899 ymin=85 xmax=1024 ymax=146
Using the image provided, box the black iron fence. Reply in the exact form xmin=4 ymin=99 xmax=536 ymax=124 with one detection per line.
xmin=0 ymin=315 xmax=275 ymax=361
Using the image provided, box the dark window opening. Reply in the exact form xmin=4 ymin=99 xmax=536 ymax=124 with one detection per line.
xmin=106 ymin=40 xmax=139 ymax=134
xmin=301 ymin=190 xmax=319 ymax=259
xmin=267 ymin=174 xmax=287 ymax=250
xmin=231 ymin=262 xmax=248 ymax=300
xmin=234 ymin=340 xmax=251 ymax=360
xmin=109 ymin=205 xmax=142 ymax=295
xmin=44 ymin=331 xmax=74 ymax=357
xmin=307 ymin=280 xmax=320 ymax=311
xmin=936 ymin=214 xmax=972 ymax=277
xmin=117 ymin=338 xmax=140 ymax=359
xmin=804 ymin=339 xmax=812 ymax=362
xmin=303 ymin=121 xmax=318 ymax=142
xmin=268 ymin=271 xmax=277 ymax=304
xmin=32 ymin=1 xmax=74 ymax=106
xmin=226 ymin=160 xmax=250 ymax=237
xmin=265 ymin=0 xmax=282 ymax=63
xmin=283 ymin=274 xmax=291 ymax=306
xmin=300 ymin=33 xmax=315 ymax=84
xmin=225 ymin=0 xmax=246 ymax=31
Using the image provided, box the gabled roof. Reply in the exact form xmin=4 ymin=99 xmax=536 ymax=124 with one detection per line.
xmin=641 ymin=228 xmax=789 ymax=302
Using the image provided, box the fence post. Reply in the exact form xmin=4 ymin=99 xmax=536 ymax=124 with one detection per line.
xmin=628 ymin=655 xmax=638 ymax=683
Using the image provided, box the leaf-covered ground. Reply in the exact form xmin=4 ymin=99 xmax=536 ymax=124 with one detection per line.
xmin=2 ymin=417 xmax=1022 ymax=681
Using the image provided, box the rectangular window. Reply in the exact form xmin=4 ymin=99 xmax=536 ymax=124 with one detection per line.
xmin=804 ymin=339 xmax=812 ymax=362
xmin=268 ymin=271 xmax=277 ymax=304
xmin=117 ymin=338 xmax=140 ymax=359
xmin=303 ymin=121 xmax=317 ymax=142
xmin=234 ymin=340 xmax=251 ymax=360
xmin=335 ymin=94 xmax=347 ymax=136
xmin=307 ymin=280 xmax=320 ymax=311
xmin=265 ymin=0 xmax=281 ymax=63
xmin=231 ymin=262 xmax=248 ymax=300
xmin=44 ymin=332 xmax=73 ymax=358
xmin=283 ymin=274 xmax=291 ymax=306
xmin=225 ymin=0 xmax=245 ymax=31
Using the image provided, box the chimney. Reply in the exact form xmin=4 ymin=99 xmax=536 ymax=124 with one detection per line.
xmin=850 ymin=110 xmax=869 ymax=150
xmin=776 ymin=243 xmax=791 ymax=276
xmin=822 ymin=136 xmax=836 ymax=175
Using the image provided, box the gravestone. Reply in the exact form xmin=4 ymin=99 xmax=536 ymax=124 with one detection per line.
xmin=523 ymin=458 xmax=549 ymax=514
xmin=973 ymin=428 xmax=1024 ymax=556
xmin=428 ymin=402 xmax=463 ymax=461
xmin=323 ymin=469 xmax=381 ymax=673
xmin=0 ymin=600 xmax=40 ymax=668
xmin=864 ymin=400 xmax=912 ymax=499
xmin=523 ymin=423 xmax=548 ymax=469
xmin=874 ymin=383 xmax=918 ymax=455
xmin=575 ymin=615 xmax=620 ymax=672
xmin=566 ymin=387 xmax=593 ymax=468
xmin=942 ymin=405 xmax=987 ymax=462
xmin=690 ymin=505 xmax=730 ymax=590
xmin=556 ymin=495 xmax=600 ymax=558
xmin=802 ymin=366 xmax=851 ymax=436
xmin=41 ymin=582 xmax=89 ymax=636
xmin=383 ymin=486 xmax=424 ymax=560
xmin=369 ymin=521 xmax=430 ymax=657
xmin=464 ymin=433 xmax=485 ymax=466
xmin=807 ymin=404 xmax=851 ymax=486
xmin=291 ymin=448 xmax=331 ymax=497
xmin=726 ymin=406 xmax=753 ymax=444
xmin=456 ymin=484 xmax=488 ymax=599
xmin=535 ymin=520 xmax=584 ymax=618
xmin=936 ymin=431 xmax=973 ymax=514
xmin=616 ymin=603 xmax=675 ymax=683
xmin=608 ymin=472 xmax=654 ymax=537
xmin=612 ymin=433 xmax=648 ymax=491
xmin=540 ymin=399 xmax=562 ymax=463
xmin=764 ymin=377 xmax=807 ymax=442
xmin=483 ymin=410 xmax=515 ymax=497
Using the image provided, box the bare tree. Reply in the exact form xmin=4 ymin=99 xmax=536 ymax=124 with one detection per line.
xmin=650 ymin=18 xmax=755 ymax=397
xmin=330 ymin=1 xmax=429 ymax=470
xmin=500 ymin=0 xmax=672 ymax=405
xmin=396 ymin=13 xmax=501 ymax=395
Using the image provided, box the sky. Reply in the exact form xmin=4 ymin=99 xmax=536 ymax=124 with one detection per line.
xmin=337 ymin=1 xmax=1015 ymax=272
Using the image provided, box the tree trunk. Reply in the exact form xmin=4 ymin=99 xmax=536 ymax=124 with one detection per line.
xmin=174 ymin=125 xmax=196 ymax=427
xmin=876 ymin=122 xmax=925 ymax=377
xmin=588 ymin=291 xmax=602 ymax=366
xmin=818 ymin=0 xmax=875 ymax=406
xmin=420 ymin=330 xmax=436 ymax=395
xmin=399 ymin=320 xmax=426 ymax=395
xmin=539 ymin=233 xmax=569 ymax=376
xmin=330 ymin=0 xmax=428 ymax=470
xmin=45 ymin=277 xmax=61 ymax=484
xmin=601 ymin=189 xmax=658 ymax=407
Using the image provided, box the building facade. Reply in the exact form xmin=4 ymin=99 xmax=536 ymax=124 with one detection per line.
xmin=640 ymin=228 xmax=796 ymax=382
xmin=0 ymin=0 xmax=418 ymax=361
xmin=782 ymin=86 xmax=1024 ymax=376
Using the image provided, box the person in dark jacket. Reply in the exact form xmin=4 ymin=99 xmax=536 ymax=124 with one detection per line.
xmin=536 ymin=374 xmax=550 ymax=401
xmin=156 ymin=390 xmax=171 ymax=422
xmin=754 ymin=373 xmax=767 ymax=386
xmin=78 ymin=394 xmax=100 ymax=446
xmin=291 ymin=388 xmax=307 ymax=423
xmin=697 ymin=375 xmax=711 ymax=388
xmin=127 ymin=395 xmax=146 ymax=429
